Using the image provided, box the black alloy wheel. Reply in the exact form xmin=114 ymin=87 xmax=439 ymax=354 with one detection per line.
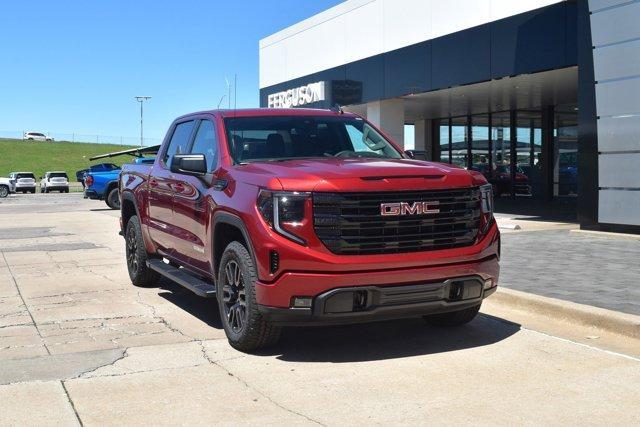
xmin=222 ymin=260 xmax=247 ymax=334
xmin=126 ymin=224 xmax=139 ymax=274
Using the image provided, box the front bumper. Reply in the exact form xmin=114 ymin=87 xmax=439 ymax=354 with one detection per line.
xmin=255 ymin=254 xmax=499 ymax=325
xmin=258 ymin=275 xmax=497 ymax=325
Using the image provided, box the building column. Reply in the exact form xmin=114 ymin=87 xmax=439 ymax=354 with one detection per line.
xmin=366 ymin=99 xmax=405 ymax=148
xmin=414 ymin=119 xmax=434 ymax=159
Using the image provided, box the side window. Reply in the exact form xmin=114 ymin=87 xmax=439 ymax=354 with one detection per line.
xmin=190 ymin=120 xmax=218 ymax=171
xmin=163 ymin=121 xmax=195 ymax=166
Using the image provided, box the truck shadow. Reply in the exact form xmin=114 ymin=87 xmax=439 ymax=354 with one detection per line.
xmin=270 ymin=314 xmax=520 ymax=362
xmin=156 ymin=278 xmax=520 ymax=362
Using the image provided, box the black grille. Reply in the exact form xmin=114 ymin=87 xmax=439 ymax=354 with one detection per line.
xmin=313 ymin=188 xmax=481 ymax=255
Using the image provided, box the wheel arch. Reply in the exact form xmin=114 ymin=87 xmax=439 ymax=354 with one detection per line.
xmin=212 ymin=212 xmax=257 ymax=280
xmin=121 ymin=191 xmax=141 ymax=230
xmin=105 ymin=180 xmax=119 ymax=195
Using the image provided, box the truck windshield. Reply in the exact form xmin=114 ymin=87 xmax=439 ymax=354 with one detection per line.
xmin=224 ymin=116 xmax=402 ymax=164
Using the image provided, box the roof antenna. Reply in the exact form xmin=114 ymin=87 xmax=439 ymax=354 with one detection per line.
xmin=330 ymin=103 xmax=344 ymax=114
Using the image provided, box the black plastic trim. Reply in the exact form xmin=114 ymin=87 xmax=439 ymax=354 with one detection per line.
xmin=211 ymin=211 xmax=258 ymax=276
xmin=258 ymin=277 xmax=496 ymax=326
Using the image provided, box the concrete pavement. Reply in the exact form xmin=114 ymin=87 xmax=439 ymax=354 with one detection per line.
xmin=1 ymin=193 xmax=639 ymax=426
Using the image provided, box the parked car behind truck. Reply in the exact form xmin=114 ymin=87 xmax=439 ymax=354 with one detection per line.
xmin=8 ymin=172 xmax=36 ymax=193
xmin=119 ymin=108 xmax=500 ymax=352
xmin=40 ymin=171 xmax=69 ymax=193
xmin=76 ymin=163 xmax=120 ymax=187
xmin=0 ymin=177 xmax=15 ymax=198
xmin=84 ymin=158 xmax=154 ymax=209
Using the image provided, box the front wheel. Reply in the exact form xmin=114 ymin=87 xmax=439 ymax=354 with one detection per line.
xmin=106 ymin=188 xmax=120 ymax=209
xmin=125 ymin=215 xmax=159 ymax=287
xmin=217 ymin=242 xmax=281 ymax=352
xmin=423 ymin=304 xmax=481 ymax=327
xmin=0 ymin=186 xmax=8 ymax=198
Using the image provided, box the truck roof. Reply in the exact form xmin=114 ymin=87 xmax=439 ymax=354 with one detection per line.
xmin=176 ymin=108 xmax=359 ymax=121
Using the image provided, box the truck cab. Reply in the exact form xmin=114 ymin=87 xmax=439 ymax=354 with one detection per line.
xmin=120 ymin=109 xmax=500 ymax=351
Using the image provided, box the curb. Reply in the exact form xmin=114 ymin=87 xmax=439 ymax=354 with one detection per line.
xmin=491 ymin=287 xmax=640 ymax=339
xmin=570 ymin=229 xmax=640 ymax=240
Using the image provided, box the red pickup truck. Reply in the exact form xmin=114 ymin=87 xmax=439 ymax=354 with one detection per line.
xmin=120 ymin=108 xmax=500 ymax=351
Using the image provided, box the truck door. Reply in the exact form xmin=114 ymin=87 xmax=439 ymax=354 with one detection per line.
xmin=171 ymin=118 xmax=219 ymax=274
xmin=147 ymin=120 xmax=195 ymax=255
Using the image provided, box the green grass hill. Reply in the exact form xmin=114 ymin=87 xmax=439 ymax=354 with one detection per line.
xmin=0 ymin=138 xmax=138 ymax=179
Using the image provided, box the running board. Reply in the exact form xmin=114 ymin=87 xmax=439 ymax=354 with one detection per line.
xmin=147 ymin=259 xmax=216 ymax=298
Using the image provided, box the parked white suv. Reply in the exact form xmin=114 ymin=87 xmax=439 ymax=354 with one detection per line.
xmin=8 ymin=172 xmax=36 ymax=193
xmin=0 ymin=177 xmax=14 ymax=198
xmin=23 ymin=131 xmax=53 ymax=141
xmin=40 ymin=171 xmax=70 ymax=193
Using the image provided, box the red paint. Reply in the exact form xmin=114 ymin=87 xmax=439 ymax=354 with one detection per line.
xmin=121 ymin=109 xmax=499 ymax=310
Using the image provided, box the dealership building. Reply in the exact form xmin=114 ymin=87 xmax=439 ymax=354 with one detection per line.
xmin=259 ymin=0 xmax=640 ymax=233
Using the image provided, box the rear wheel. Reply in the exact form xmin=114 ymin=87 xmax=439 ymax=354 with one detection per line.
xmin=423 ymin=304 xmax=481 ymax=327
xmin=125 ymin=215 xmax=159 ymax=287
xmin=217 ymin=242 xmax=281 ymax=352
xmin=106 ymin=187 xmax=120 ymax=209
xmin=0 ymin=186 xmax=8 ymax=198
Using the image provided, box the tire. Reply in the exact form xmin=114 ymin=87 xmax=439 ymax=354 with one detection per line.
xmin=423 ymin=304 xmax=481 ymax=327
xmin=106 ymin=187 xmax=120 ymax=209
xmin=217 ymin=241 xmax=281 ymax=352
xmin=0 ymin=186 xmax=8 ymax=198
xmin=125 ymin=215 xmax=159 ymax=287
xmin=30 ymin=189 xmax=35 ymax=194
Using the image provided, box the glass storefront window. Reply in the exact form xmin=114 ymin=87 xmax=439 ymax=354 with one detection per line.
xmin=555 ymin=110 xmax=578 ymax=197
xmin=438 ymin=119 xmax=451 ymax=163
xmin=433 ymin=108 xmax=578 ymax=201
xmin=516 ymin=111 xmax=542 ymax=198
xmin=471 ymin=115 xmax=490 ymax=176
xmin=451 ymin=116 xmax=468 ymax=168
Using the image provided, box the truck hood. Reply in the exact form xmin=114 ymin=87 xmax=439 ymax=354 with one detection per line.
xmin=236 ymin=158 xmax=481 ymax=192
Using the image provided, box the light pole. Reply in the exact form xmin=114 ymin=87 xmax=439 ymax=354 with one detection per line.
xmin=134 ymin=96 xmax=151 ymax=147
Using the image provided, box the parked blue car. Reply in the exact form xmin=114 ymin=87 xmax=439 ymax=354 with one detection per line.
xmin=84 ymin=158 xmax=155 ymax=209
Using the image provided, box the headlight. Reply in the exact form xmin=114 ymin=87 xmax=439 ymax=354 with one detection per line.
xmin=257 ymin=190 xmax=310 ymax=244
xmin=479 ymin=183 xmax=494 ymax=234
xmin=480 ymin=183 xmax=493 ymax=214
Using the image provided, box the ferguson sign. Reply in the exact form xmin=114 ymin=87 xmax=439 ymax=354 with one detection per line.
xmin=267 ymin=81 xmax=326 ymax=108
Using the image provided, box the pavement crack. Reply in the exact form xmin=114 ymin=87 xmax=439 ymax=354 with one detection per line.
xmin=76 ymin=348 xmax=129 ymax=378
xmin=1 ymin=251 xmax=51 ymax=355
xmin=135 ymin=290 xmax=195 ymax=340
xmin=197 ymin=341 xmax=325 ymax=426
xmin=61 ymin=380 xmax=84 ymax=427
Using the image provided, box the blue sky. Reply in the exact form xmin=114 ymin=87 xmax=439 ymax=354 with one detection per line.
xmin=1 ymin=0 xmax=343 ymax=142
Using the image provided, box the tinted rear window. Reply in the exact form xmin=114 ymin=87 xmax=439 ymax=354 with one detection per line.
xmin=17 ymin=173 xmax=35 ymax=179
xmin=50 ymin=173 xmax=67 ymax=178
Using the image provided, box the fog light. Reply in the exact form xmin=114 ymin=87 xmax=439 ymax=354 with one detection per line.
xmin=484 ymin=279 xmax=494 ymax=290
xmin=292 ymin=297 xmax=312 ymax=308
xmin=269 ymin=250 xmax=279 ymax=274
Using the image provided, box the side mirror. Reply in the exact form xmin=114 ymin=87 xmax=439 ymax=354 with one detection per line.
xmin=170 ymin=154 xmax=207 ymax=176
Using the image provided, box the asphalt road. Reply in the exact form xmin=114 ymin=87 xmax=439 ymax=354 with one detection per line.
xmin=1 ymin=193 xmax=639 ymax=426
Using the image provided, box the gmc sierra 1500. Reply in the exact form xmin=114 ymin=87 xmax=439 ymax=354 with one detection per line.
xmin=120 ymin=109 xmax=500 ymax=351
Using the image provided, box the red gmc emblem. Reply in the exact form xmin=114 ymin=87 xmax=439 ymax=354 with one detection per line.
xmin=380 ymin=201 xmax=440 ymax=216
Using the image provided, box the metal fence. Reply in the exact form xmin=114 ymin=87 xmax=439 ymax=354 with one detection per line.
xmin=0 ymin=130 xmax=162 ymax=147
